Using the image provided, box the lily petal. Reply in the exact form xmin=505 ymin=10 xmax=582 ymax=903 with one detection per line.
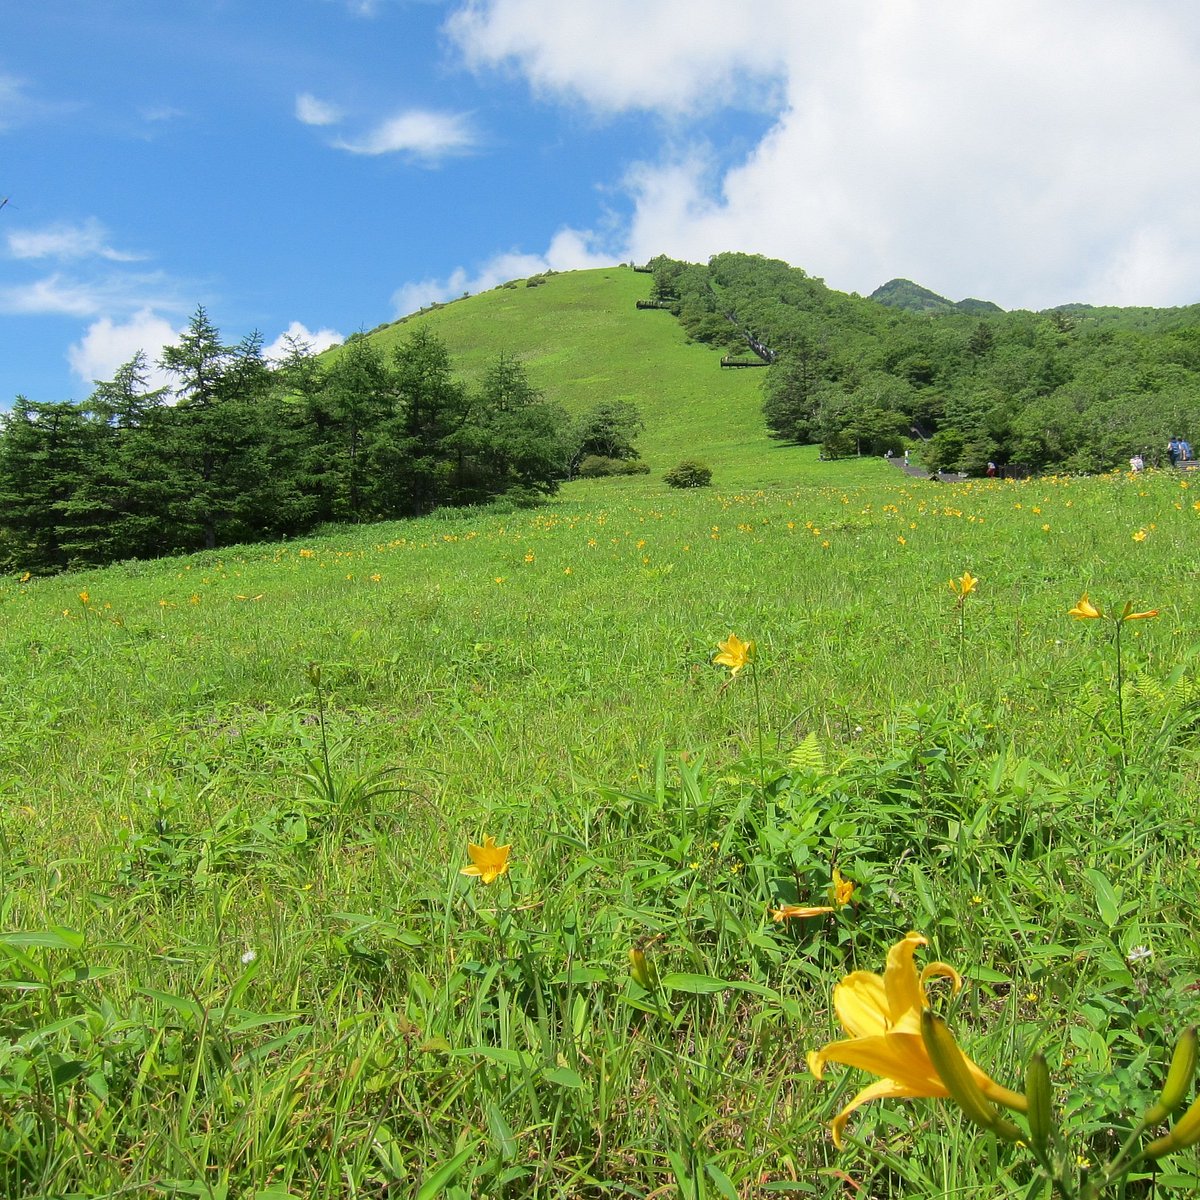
xmin=809 ymin=1032 xmax=946 ymax=1095
xmin=832 ymin=971 xmax=890 ymax=1038
xmin=882 ymin=932 xmax=929 ymax=1032
xmin=830 ymin=1076 xmax=935 ymax=1149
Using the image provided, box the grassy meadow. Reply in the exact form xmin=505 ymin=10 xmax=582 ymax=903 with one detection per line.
xmin=4 ymin=448 xmax=1200 ymax=1198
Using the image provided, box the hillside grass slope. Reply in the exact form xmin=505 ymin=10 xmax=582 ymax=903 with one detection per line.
xmin=362 ymin=266 xmax=809 ymax=488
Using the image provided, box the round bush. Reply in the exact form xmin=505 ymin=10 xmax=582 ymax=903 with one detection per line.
xmin=663 ymin=460 xmax=712 ymax=488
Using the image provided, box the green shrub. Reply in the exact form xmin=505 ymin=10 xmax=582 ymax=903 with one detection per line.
xmin=578 ymin=455 xmax=651 ymax=478
xmin=663 ymin=459 xmax=712 ymax=488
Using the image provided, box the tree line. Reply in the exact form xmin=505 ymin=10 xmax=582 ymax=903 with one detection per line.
xmin=0 ymin=309 xmax=641 ymax=573
xmin=648 ymin=252 xmax=1200 ymax=474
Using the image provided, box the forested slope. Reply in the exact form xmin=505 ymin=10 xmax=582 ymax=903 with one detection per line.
xmin=646 ymin=252 xmax=1200 ymax=473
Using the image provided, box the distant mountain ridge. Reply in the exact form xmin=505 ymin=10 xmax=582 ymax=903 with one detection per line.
xmin=870 ymin=277 xmax=1003 ymax=315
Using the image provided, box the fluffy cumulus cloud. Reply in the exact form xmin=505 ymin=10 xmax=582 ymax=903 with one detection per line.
xmin=448 ymin=0 xmax=786 ymax=115
xmin=391 ymin=227 xmax=613 ymax=315
xmin=447 ymin=0 xmax=1200 ymax=308
xmin=263 ymin=320 xmax=344 ymax=363
xmin=334 ymin=109 xmax=477 ymax=159
xmin=67 ymin=309 xmax=182 ymax=388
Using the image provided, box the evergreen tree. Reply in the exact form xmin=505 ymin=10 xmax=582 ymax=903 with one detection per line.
xmin=460 ymin=353 xmax=569 ymax=501
xmin=378 ymin=328 xmax=470 ymax=516
xmin=310 ymin=333 xmax=394 ymax=522
xmin=0 ymin=398 xmax=107 ymax=570
xmin=158 ymin=309 xmax=278 ymax=549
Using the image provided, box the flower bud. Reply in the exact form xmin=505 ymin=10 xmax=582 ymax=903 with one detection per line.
xmin=921 ymin=1010 xmax=1023 ymax=1142
xmin=629 ymin=947 xmax=658 ymax=992
xmin=1144 ymin=1026 xmax=1198 ymax=1128
xmin=1024 ymin=1051 xmax=1053 ymax=1154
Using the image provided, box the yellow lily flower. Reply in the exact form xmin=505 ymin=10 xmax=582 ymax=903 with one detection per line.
xmin=1119 ymin=601 xmax=1158 ymax=622
xmin=807 ymin=932 xmax=1023 ymax=1147
xmin=460 ymin=834 xmax=511 ymax=885
xmin=829 ymin=868 xmax=856 ymax=907
xmin=1068 ymin=594 xmax=1103 ymax=620
xmin=770 ymin=904 xmax=835 ymax=922
xmin=713 ymin=633 xmax=755 ymax=677
xmin=948 ymin=571 xmax=978 ymax=599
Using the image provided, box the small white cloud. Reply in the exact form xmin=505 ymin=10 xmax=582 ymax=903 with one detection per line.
xmin=0 ymin=274 xmax=105 ymax=316
xmin=0 ymin=72 xmax=35 ymax=132
xmin=0 ymin=270 xmax=183 ymax=318
xmin=334 ymin=109 xmax=477 ymax=159
xmin=68 ymin=309 xmax=182 ymax=388
xmin=140 ymin=104 xmax=185 ymax=123
xmin=264 ymin=321 xmax=344 ymax=364
xmin=7 ymin=218 xmax=144 ymax=263
xmin=390 ymin=227 xmax=615 ymax=315
xmin=296 ymin=92 xmax=345 ymax=127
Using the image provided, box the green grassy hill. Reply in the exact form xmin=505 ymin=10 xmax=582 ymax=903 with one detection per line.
xmin=358 ymin=266 xmax=814 ymax=489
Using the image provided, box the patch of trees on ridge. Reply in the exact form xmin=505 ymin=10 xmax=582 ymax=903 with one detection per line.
xmin=646 ymin=252 xmax=1200 ymax=474
xmin=0 ymin=309 xmax=642 ymax=574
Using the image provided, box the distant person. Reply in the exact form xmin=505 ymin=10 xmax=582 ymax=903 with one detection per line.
xmin=1168 ymin=437 xmax=1181 ymax=466
xmin=1182 ymin=439 xmax=1193 ymax=462
xmin=1130 ymin=453 xmax=1144 ymax=473
xmin=903 ymin=449 xmax=910 ymax=467
xmin=986 ymin=461 xmax=997 ymax=478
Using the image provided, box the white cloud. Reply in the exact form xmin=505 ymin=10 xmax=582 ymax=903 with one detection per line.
xmin=296 ymin=92 xmax=345 ymax=127
xmin=140 ymin=104 xmax=185 ymax=123
xmin=448 ymin=0 xmax=785 ymax=115
xmin=446 ymin=0 xmax=1200 ymax=309
xmin=264 ymin=320 xmax=344 ymax=363
xmin=67 ymin=309 xmax=182 ymax=388
xmin=391 ymin=226 xmax=615 ymax=315
xmin=0 ymin=271 xmax=183 ymax=318
xmin=334 ymin=109 xmax=477 ymax=159
xmin=0 ymin=274 xmax=107 ymax=316
xmin=7 ymin=218 xmax=144 ymax=263
xmin=0 ymin=73 xmax=35 ymax=132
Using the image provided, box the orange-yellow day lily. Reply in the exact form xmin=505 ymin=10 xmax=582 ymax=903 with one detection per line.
xmin=948 ymin=571 xmax=978 ymax=600
xmin=1068 ymin=594 xmax=1103 ymax=620
xmin=829 ymin=868 xmax=856 ymax=908
xmin=1119 ymin=601 xmax=1158 ymax=621
xmin=770 ymin=904 xmax=835 ymax=922
xmin=460 ymin=834 xmax=511 ymax=885
xmin=713 ymin=634 xmax=755 ymax=677
xmin=806 ymin=932 xmax=1025 ymax=1147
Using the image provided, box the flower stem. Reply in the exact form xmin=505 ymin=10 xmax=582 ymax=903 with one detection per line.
xmin=751 ymin=664 xmax=766 ymax=794
xmin=1113 ymin=619 xmax=1127 ymax=770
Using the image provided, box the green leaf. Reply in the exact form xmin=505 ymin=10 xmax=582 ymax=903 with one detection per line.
xmin=0 ymin=927 xmax=86 ymax=951
xmin=485 ymin=1102 xmax=517 ymax=1162
xmin=659 ymin=972 xmax=778 ymax=999
xmin=1083 ymin=868 xmax=1121 ymax=928
xmin=706 ymin=1163 xmax=740 ymax=1199
xmin=541 ymin=1066 xmax=584 ymax=1089
xmin=550 ymin=966 xmax=608 ymax=985
xmin=415 ymin=1141 xmax=479 ymax=1200
xmin=137 ymin=987 xmax=205 ymax=1022
xmin=460 ymin=1046 xmax=538 ymax=1072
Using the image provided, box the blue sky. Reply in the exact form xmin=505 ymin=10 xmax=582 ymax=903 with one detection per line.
xmin=4 ymin=1 xmax=1200 ymax=405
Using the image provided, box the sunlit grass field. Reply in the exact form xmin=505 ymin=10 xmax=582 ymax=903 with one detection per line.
xmin=3 ymin=454 xmax=1200 ymax=1198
